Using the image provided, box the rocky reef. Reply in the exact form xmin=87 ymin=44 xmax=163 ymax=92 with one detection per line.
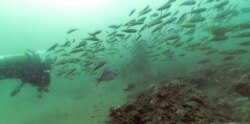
xmin=106 ymin=82 xmax=230 ymax=124
xmin=106 ymin=63 xmax=250 ymax=124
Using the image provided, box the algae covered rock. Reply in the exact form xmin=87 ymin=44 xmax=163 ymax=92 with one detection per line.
xmin=106 ymin=82 xmax=231 ymax=124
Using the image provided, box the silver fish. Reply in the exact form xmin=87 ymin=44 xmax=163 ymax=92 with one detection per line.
xmin=93 ymin=61 xmax=106 ymax=71
xmin=122 ymin=28 xmax=137 ymax=33
xmin=47 ymin=43 xmax=59 ymax=52
xmin=180 ymin=0 xmax=196 ymax=6
xmin=67 ymin=28 xmax=79 ymax=34
xmin=129 ymin=9 xmax=136 ymax=16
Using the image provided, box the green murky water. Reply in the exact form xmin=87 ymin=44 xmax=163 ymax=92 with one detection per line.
xmin=1 ymin=0 xmax=250 ymax=123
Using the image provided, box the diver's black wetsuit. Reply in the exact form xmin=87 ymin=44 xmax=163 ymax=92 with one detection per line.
xmin=0 ymin=52 xmax=52 ymax=97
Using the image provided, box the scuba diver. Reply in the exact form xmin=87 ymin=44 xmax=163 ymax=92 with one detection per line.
xmin=0 ymin=50 xmax=53 ymax=98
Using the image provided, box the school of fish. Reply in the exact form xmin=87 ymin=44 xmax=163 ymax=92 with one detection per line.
xmin=45 ymin=0 xmax=250 ymax=84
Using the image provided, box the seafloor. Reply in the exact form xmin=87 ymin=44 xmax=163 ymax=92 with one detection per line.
xmin=1 ymin=62 xmax=250 ymax=124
